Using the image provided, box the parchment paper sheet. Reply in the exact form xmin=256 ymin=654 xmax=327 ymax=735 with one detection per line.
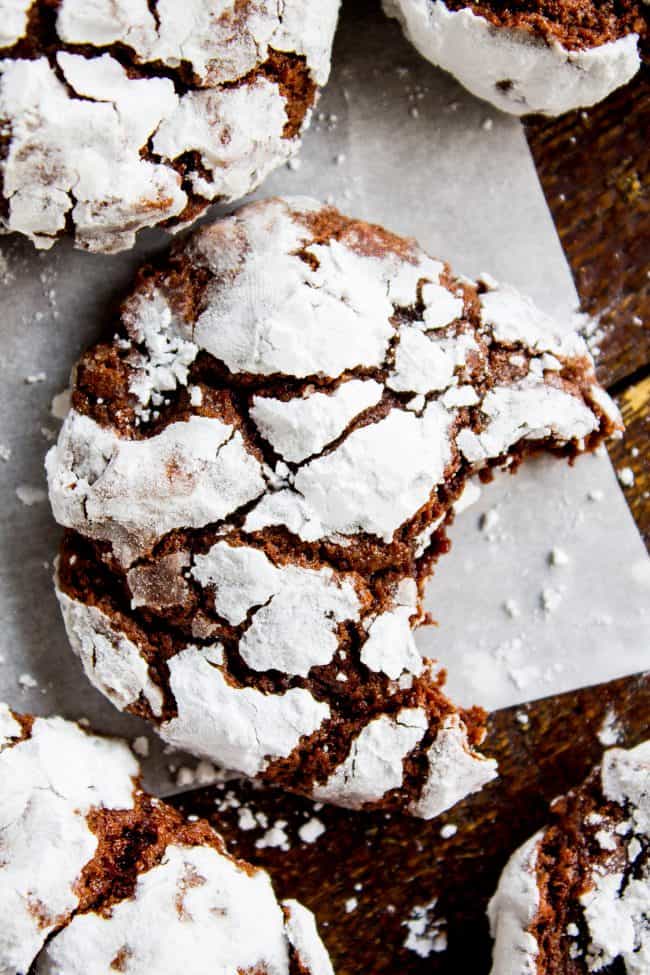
xmin=0 ymin=1 xmax=647 ymax=792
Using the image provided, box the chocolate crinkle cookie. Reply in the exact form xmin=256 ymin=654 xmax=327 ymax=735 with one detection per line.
xmin=383 ymin=0 xmax=647 ymax=116
xmin=0 ymin=1 xmax=339 ymax=253
xmin=46 ymin=197 xmax=621 ymax=818
xmin=0 ymin=703 xmax=333 ymax=975
xmin=488 ymin=740 xmax=650 ymax=974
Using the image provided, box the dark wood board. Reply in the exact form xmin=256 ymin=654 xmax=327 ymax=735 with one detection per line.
xmin=611 ymin=376 xmax=650 ymax=550
xmin=525 ymin=67 xmax=649 ymax=391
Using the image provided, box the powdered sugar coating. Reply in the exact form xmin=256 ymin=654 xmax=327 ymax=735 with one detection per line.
xmin=151 ymin=78 xmax=291 ymax=201
xmin=388 ymin=329 xmax=477 ymax=395
xmin=579 ymin=742 xmax=650 ymax=974
xmin=0 ymin=0 xmax=31 ymax=47
xmin=57 ymin=0 xmax=338 ymax=87
xmin=488 ymin=742 xmax=650 ymax=974
xmin=250 ymin=379 xmax=384 ymax=464
xmin=125 ymin=287 xmax=199 ymax=416
xmin=0 ymin=54 xmax=186 ymax=253
xmin=456 ymin=381 xmax=601 ymax=464
xmin=37 ymin=844 xmax=297 ymax=975
xmin=311 ymin=708 xmax=428 ymax=808
xmin=48 ymin=197 xmax=617 ymax=553
xmin=192 ymin=540 xmax=362 ymax=676
xmin=282 ymin=402 xmax=455 ymax=542
xmin=479 ymin=284 xmax=587 ymax=358
xmin=1 ymin=4 xmax=339 ymax=251
xmin=410 ymin=714 xmax=497 ymax=819
xmin=360 ymin=582 xmax=423 ymax=680
xmin=283 ymin=900 xmax=336 ymax=975
xmin=361 ymin=606 xmax=423 ymax=680
xmin=189 ymin=201 xmax=400 ymax=378
xmin=0 ymin=713 xmax=138 ymax=975
xmin=580 ymin=871 xmax=650 ymax=974
xmin=0 ymin=707 xmax=333 ymax=975
xmin=56 ymin=591 xmax=165 ymax=716
xmin=488 ymin=833 xmax=542 ymax=975
xmin=0 ymin=701 xmax=21 ymax=745
xmin=161 ymin=644 xmax=331 ymax=777
xmin=384 ymin=0 xmax=641 ymax=116
xmin=601 ymin=740 xmax=650 ymax=833
xmin=47 ymin=412 xmax=268 ymax=566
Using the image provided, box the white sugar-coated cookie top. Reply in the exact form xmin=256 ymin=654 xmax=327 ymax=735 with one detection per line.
xmin=47 ymin=412 xmax=268 ymax=566
xmin=0 ymin=707 xmax=334 ymax=975
xmin=0 ymin=3 xmax=340 ymax=251
xmin=0 ymin=712 xmax=138 ymax=975
xmin=36 ymin=844 xmax=301 ymax=975
xmin=55 ymin=0 xmax=338 ymax=87
xmin=384 ymin=0 xmax=641 ymax=116
xmin=160 ymin=641 xmax=331 ymax=777
xmin=192 ymin=541 xmax=363 ymax=676
xmin=488 ymin=742 xmax=650 ymax=975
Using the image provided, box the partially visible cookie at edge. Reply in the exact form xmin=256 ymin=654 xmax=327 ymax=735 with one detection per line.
xmin=0 ymin=0 xmax=340 ymax=253
xmin=488 ymin=740 xmax=650 ymax=974
xmin=384 ymin=0 xmax=647 ymax=116
xmin=0 ymin=702 xmax=333 ymax=975
xmin=46 ymin=196 xmax=621 ymax=819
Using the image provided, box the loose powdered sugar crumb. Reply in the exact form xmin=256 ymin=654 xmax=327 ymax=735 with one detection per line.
xmin=16 ymin=484 xmax=47 ymax=506
xmin=402 ymin=900 xmax=448 ymax=957
xmin=298 ymin=818 xmax=326 ymax=844
xmin=597 ymin=708 xmax=623 ymax=747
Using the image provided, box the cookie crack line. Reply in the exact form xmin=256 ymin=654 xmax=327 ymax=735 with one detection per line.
xmin=47 ymin=196 xmax=621 ymax=819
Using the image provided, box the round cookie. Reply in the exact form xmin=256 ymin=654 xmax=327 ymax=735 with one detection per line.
xmin=0 ymin=703 xmax=333 ymax=975
xmin=0 ymin=1 xmax=339 ymax=252
xmin=383 ymin=0 xmax=647 ymax=116
xmin=46 ymin=197 xmax=620 ymax=818
xmin=488 ymin=740 xmax=650 ymax=974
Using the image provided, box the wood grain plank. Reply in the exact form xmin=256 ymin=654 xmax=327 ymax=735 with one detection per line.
xmin=609 ymin=375 xmax=650 ymax=549
xmin=525 ymin=67 xmax=650 ymax=389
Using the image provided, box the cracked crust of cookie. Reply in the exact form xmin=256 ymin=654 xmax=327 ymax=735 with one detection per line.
xmin=46 ymin=196 xmax=621 ymax=818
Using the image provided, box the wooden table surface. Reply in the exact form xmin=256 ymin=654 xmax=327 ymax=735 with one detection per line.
xmin=176 ymin=61 xmax=649 ymax=975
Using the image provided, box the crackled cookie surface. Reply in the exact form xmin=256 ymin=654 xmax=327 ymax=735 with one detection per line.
xmin=488 ymin=740 xmax=650 ymax=974
xmin=0 ymin=1 xmax=339 ymax=253
xmin=47 ymin=197 xmax=620 ymax=817
xmin=383 ymin=0 xmax=646 ymax=115
xmin=0 ymin=704 xmax=333 ymax=975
